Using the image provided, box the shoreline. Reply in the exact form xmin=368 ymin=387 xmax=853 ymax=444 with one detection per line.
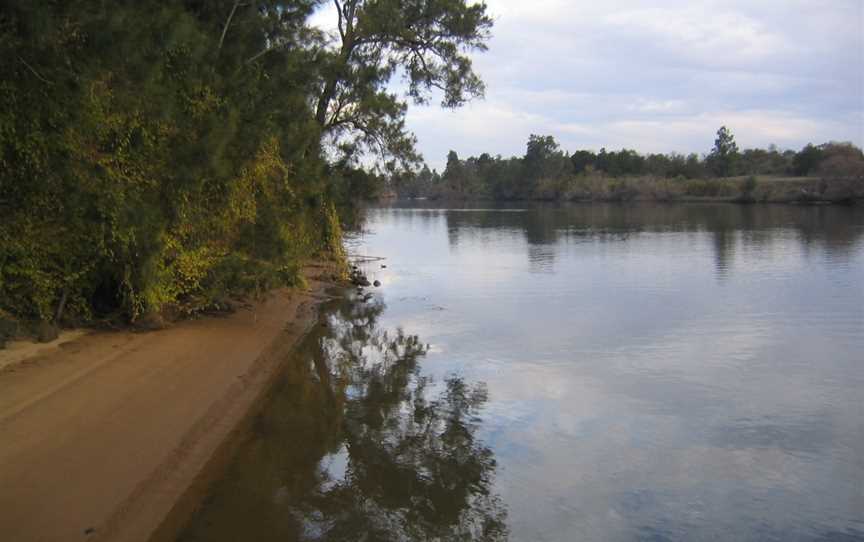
xmin=396 ymin=195 xmax=862 ymax=206
xmin=393 ymin=175 xmax=863 ymax=206
xmin=0 ymin=262 xmax=344 ymax=542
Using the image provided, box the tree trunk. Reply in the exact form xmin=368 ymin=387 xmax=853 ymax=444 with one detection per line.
xmin=315 ymin=1 xmax=357 ymax=129
xmin=54 ymin=285 xmax=69 ymax=324
xmin=315 ymin=76 xmax=340 ymax=128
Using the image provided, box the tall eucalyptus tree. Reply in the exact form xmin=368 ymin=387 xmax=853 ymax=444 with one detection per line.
xmin=312 ymin=0 xmax=493 ymax=166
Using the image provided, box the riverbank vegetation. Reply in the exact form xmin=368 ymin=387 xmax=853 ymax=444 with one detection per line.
xmin=394 ymin=129 xmax=864 ymax=203
xmin=0 ymin=0 xmax=492 ymax=340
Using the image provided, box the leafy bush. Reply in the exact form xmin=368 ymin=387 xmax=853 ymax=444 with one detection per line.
xmin=0 ymin=1 xmax=344 ymax=325
xmin=683 ymin=179 xmax=736 ymax=198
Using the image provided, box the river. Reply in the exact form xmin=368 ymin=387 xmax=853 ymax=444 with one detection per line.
xmin=179 ymin=203 xmax=864 ymax=542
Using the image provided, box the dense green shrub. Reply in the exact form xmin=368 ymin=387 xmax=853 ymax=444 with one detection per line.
xmin=0 ymin=1 xmax=338 ymax=324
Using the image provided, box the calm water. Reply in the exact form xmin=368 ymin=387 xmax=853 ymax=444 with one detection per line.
xmin=180 ymin=203 xmax=864 ymax=542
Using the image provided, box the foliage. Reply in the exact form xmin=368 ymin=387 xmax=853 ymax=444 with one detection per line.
xmin=523 ymin=134 xmax=572 ymax=195
xmin=815 ymin=142 xmax=864 ymax=179
xmin=707 ymin=126 xmax=739 ymax=177
xmin=683 ymin=179 xmax=736 ymax=198
xmin=394 ymin=131 xmax=863 ymax=202
xmin=793 ymin=143 xmax=825 ymax=176
xmin=0 ymin=4 xmax=359 ymax=324
xmin=390 ymin=164 xmax=440 ymax=197
xmin=739 ymin=176 xmax=758 ymax=201
xmin=0 ymin=0 xmax=491 ymax=327
xmin=314 ymin=0 xmax=493 ymax=169
xmin=178 ymin=297 xmax=509 ymax=541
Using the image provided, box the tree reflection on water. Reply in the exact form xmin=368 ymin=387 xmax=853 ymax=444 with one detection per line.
xmin=179 ymin=296 xmax=508 ymax=542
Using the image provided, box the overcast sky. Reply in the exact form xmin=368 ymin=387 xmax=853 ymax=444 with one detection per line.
xmin=315 ymin=0 xmax=864 ymax=171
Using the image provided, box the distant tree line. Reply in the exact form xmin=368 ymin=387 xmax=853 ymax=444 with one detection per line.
xmin=393 ymin=127 xmax=864 ymax=200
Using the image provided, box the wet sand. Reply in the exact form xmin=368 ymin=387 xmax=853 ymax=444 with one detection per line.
xmin=0 ymin=265 xmax=341 ymax=542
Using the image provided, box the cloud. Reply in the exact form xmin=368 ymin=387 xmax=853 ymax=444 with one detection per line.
xmin=406 ymin=100 xmax=549 ymax=165
xmin=410 ymin=96 xmax=858 ymax=162
xmin=603 ymin=7 xmax=791 ymax=64
xmin=305 ymin=0 xmax=863 ymax=169
xmin=395 ymin=0 xmax=863 ymax=169
xmin=583 ymin=109 xmax=855 ymax=152
xmin=627 ymin=100 xmax=688 ymax=114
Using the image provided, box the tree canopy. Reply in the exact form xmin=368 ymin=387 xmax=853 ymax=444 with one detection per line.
xmin=313 ymin=0 xmax=493 ymax=168
xmin=391 ymin=131 xmax=863 ymax=202
xmin=0 ymin=0 xmax=493 ymax=330
xmin=707 ymin=126 xmax=739 ymax=177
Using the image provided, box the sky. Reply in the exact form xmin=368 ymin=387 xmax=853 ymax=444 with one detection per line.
xmin=313 ymin=0 xmax=864 ymax=171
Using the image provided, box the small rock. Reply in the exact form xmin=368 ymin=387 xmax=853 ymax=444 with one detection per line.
xmin=350 ymin=271 xmax=371 ymax=287
xmin=381 ymin=264 xmax=387 ymax=268
xmin=84 ymin=527 xmax=96 ymax=535
xmin=36 ymin=321 xmax=59 ymax=343
xmin=373 ymin=280 xmax=381 ymax=287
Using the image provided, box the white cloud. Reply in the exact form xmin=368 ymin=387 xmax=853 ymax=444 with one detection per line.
xmin=604 ymin=7 xmax=791 ymax=63
xmin=406 ymin=100 xmax=550 ymax=165
xmin=308 ymin=0 xmax=864 ymax=169
xmin=627 ymin=99 xmax=688 ymax=113
xmin=590 ymin=110 xmax=855 ymax=153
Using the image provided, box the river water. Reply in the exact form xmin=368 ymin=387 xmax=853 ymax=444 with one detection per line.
xmin=179 ymin=203 xmax=864 ymax=542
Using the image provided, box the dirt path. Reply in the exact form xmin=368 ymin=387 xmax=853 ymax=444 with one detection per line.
xmin=0 ymin=269 xmax=341 ymax=542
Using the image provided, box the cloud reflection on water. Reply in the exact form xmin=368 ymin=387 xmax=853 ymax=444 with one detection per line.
xmin=359 ymin=203 xmax=864 ymax=541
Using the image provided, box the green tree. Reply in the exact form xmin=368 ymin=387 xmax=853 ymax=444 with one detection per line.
xmin=524 ymin=135 xmax=561 ymax=167
xmin=793 ymin=143 xmax=825 ymax=176
xmin=442 ymin=150 xmax=464 ymax=195
xmin=312 ymin=0 xmax=493 ymax=167
xmin=708 ymin=125 xmax=739 ymax=177
xmin=0 ymin=1 xmax=343 ymax=325
xmin=570 ymin=150 xmax=597 ymax=174
xmin=522 ymin=134 xmax=571 ymax=196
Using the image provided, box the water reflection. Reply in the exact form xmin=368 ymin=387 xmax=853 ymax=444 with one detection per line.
xmin=711 ymin=228 xmax=736 ymax=281
xmin=181 ymin=203 xmax=864 ymax=542
xmin=179 ymin=296 xmax=508 ymax=542
xmin=353 ymin=202 xmax=864 ymax=541
xmin=387 ymin=202 xmax=864 ymax=280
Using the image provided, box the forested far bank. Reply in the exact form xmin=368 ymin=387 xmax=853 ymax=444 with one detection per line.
xmin=0 ymin=0 xmax=492 ymax=340
xmin=392 ymin=130 xmax=864 ymax=203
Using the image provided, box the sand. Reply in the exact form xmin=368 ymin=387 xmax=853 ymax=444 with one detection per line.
xmin=0 ymin=330 xmax=91 ymax=373
xmin=0 ymin=266 xmax=341 ymax=542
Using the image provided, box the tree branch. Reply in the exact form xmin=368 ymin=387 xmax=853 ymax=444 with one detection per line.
xmin=245 ymin=39 xmax=288 ymax=64
xmin=334 ymin=0 xmax=345 ymax=41
xmin=344 ymin=0 xmax=358 ymax=36
xmin=218 ymin=1 xmax=245 ymax=52
xmin=17 ymin=56 xmax=52 ymax=85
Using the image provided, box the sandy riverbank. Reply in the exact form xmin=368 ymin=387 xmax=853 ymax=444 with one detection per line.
xmin=0 ymin=263 xmax=343 ymax=542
